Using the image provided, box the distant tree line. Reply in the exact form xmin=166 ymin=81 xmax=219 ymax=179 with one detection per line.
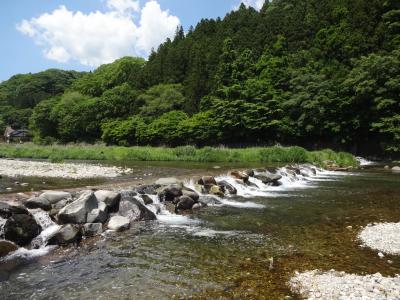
xmin=0 ymin=0 xmax=399 ymax=155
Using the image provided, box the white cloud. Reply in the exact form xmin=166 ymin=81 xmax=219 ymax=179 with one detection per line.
xmin=238 ymin=0 xmax=265 ymax=10
xmin=16 ymin=1 xmax=180 ymax=67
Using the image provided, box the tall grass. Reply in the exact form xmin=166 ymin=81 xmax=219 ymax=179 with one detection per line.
xmin=0 ymin=143 xmax=358 ymax=167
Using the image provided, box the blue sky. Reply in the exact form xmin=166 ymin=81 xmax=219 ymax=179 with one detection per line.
xmin=0 ymin=0 xmax=264 ymax=81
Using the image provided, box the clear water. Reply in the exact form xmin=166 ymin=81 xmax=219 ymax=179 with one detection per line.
xmin=0 ymin=166 xmax=399 ymax=299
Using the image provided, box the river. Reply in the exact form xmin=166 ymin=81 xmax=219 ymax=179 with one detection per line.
xmin=0 ymin=162 xmax=399 ymax=299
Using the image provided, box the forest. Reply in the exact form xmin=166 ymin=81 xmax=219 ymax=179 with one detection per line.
xmin=0 ymin=0 xmax=399 ymax=156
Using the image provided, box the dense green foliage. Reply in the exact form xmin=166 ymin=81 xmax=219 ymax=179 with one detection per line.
xmin=0 ymin=143 xmax=357 ymax=167
xmin=1 ymin=0 xmax=399 ymax=156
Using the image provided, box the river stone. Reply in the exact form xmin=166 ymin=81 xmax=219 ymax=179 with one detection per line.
xmin=49 ymin=224 xmax=80 ymax=245
xmin=136 ymin=184 xmax=160 ymax=195
xmin=254 ymin=173 xmax=282 ymax=184
xmin=157 ymin=186 xmax=183 ymax=202
xmin=0 ymin=240 xmax=18 ymax=257
xmin=217 ymin=180 xmax=237 ymax=195
xmin=0 ymin=202 xmax=28 ymax=219
xmin=392 ymin=166 xmax=400 ymax=172
xmin=140 ymin=194 xmax=153 ymax=205
xmin=182 ymin=190 xmax=200 ymax=202
xmin=94 ymin=190 xmax=121 ymax=209
xmin=197 ymin=176 xmax=217 ymax=186
xmin=4 ymin=214 xmax=42 ymax=246
xmin=25 ymin=197 xmax=51 ymax=211
xmin=52 ymin=198 xmax=73 ymax=210
xmin=86 ymin=201 xmax=108 ymax=224
xmin=155 ymin=177 xmax=182 ymax=186
xmin=57 ymin=191 xmax=98 ymax=224
xmin=118 ymin=192 xmax=156 ymax=221
xmin=230 ymin=171 xmax=249 ymax=183
xmin=82 ymin=223 xmax=103 ymax=236
xmin=175 ymin=196 xmax=195 ymax=211
xmin=209 ymin=185 xmax=224 ymax=197
xmin=108 ymin=216 xmax=130 ymax=231
xmin=40 ymin=191 xmax=72 ymax=205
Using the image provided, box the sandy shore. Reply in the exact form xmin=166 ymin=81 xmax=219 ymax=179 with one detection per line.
xmin=358 ymin=223 xmax=400 ymax=255
xmin=290 ymin=270 xmax=400 ymax=299
xmin=0 ymin=159 xmax=131 ymax=179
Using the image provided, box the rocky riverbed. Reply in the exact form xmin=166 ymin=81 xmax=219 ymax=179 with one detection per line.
xmin=0 ymin=159 xmax=131 ymax=179
xmin=359 ymin=223 xmax=400 ymax=255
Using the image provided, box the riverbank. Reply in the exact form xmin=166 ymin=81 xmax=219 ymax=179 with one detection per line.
xmin=0 ymin=144 xmax=357 ymax=167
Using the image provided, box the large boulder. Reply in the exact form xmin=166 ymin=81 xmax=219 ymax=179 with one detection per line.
xmin=86 ymin=201 xmax=108 ymax=224
xmin=25 ymin=197 xmax=51 ymax=211
xmin=40 ymin=191 xmax=72 ymax=205
xmin=217 ymin=180 xmax=237 ymax=195
xmin=108 ymin=216 xmax=130 ymax=231
xmin=82 ymin=223 xmax=103 ymax=237
xmin=0 ymin=202 xmax=28 ymax=219
xmin=0 ymin=240 xmax=18 ymax=257
xmin=94 ymin=190 xmax=121 ymax=209
xmin=175 ymin=196 xmax=195 ymax=211
xmin=118 ymin=192 xmax=156 ymax=221
xmin=253 ymin=172 xmax=282 ymax=184
xmin=157 ymin=186 xmax=183 ymax=202
xmin=182 ymin=190 xmax=200 ymax=202
xmin=4 ymin=214 xmax=42 ymax=246
xmin=197 ymin=176 xmax=217 ymax=186
xmin=57 ymin=191 xmax=98 ymax=224
xmin=49 ymin=224 xmax=80 ymax=245
xmin=136 ymin=184 xmax=160 ymax=195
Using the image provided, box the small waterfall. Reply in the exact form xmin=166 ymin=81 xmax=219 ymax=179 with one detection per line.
xmin=29 ymin=209 xmax=60 ymax=249
xmin=0 ymin=216 xmax=6 ymax=238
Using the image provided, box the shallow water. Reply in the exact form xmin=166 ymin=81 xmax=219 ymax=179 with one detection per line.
xmin=1 ymin=167 xmax=400 ymax=299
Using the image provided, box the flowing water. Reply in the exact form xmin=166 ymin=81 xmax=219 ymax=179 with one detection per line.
xmin=0 ymin=164 xmax=400 ymax=299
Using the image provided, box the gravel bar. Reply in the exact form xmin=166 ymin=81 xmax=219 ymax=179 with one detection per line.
xmin=359 ymin=223 xmax=400 ymax=255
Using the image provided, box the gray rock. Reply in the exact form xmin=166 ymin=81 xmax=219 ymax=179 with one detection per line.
xmin=94 ymin=190 xmax=121 ymax=209
xmin=157 ymin=185 xmax=182 ymax=202
xmin=392 ymin=166 xmax=400 ymax=172
xmin=4 ymin=214 xmax=42 ymax=246
xmin=182 ymin=190 xmax=200 ymax=202
xmin=0 ymin=202 xmax=28 ymax=218
xmin=49 ymin=224 xmax=80 ymax=245
xmin=119 ymin=191 xmax=157 ymax=221
xmin=140 ymin=194 xmax=153 ymax=205
xmin=199 ymin=196 xmax=222 ymax=206
xmin=82 ymin=223 xmax=103 ymax=236
xmin=136 ymin=184 xmax=160 ymax=195
xmin=208 ymin=185 xmax=224 ymax=197
xmin=86 ymin=201 xmax=108 ymax=224
xmin=25 ymin=196 xmax=51 ymax=211
xmin=154 ymin=177 xmax=182 ymax=186
xmin=197 ymin=176 xmax=217 ymax=186
xmin=40 ymin=191 xmax=72 ymax=204
xmin=108 ymin=216 xmax=130 ymax=231
xmin=175 ymin=196 xmax=195 ymax=211
xmin=52 ymin=198 xmax=73 ymax=210
xmin=218 ymin=180 xmax=237 ymax=195
xmin=57 ymin=191 xmax=98 ymax=224
xmin=254 ymin=172 xmax=282 ymax=184
xmin=0 ymin=240 xmax=18 ymax=257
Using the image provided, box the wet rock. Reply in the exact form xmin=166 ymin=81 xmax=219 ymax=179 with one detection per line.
xmin=155 ymin=177 xmax=182 ymax=186
xmin=175 ymin=196 xmax=195 ymax=211
xmin=40 ymin=191 xmax=72 ymax=205
xmin=197 ymin=176 xmax=217 ymax=186
xmin=254 ymin=172 xmax=282 ymax=184
xmin=82 ymin=223 xmax=103 ymax=237
xmin=141 ymin=194 xmax=153 ymax=205
xmin=4 ymin=214 xmax=42 ymax=246
xmin=230 ymin=171 xmax=249 ymax=183
xmin=108 ymin=216 xmax=130 ymax=231
xmin=0 ymin=240 xmax=18 ymax=257
xmin=49 ymin=224 xmax=80 ymax=245
xmin=94 ymin=190 xmax=121 ymax=209
xmin=0 ymin=202 xmax=28 ymax=218
xmin=392 ymin=166 xmax=400 ymax=172
xmin=25 ymin=197 xmax=51 ymax=211
xmin=218 ymin=180 xmax=237 ymax=195
xmin=244 ymin=169 xmax=255 ymax=177
xmin=52 ymin=198 xmax=73 ymax=210
xmin=57 ymin=191 xmax=98 ymax=224
xmin=192 ymin=203 xmax=204 ymax=210
xmin=192 ymin=184 xmax=205 ymax=194
xmin=136 ymin=184 xmax=160 ymax=195
xmin=286 ymin=166 xmax=301 ymax=175
xmin=182 ymin=190 xmax=200 ymax=202
xmin=208 ymin=185 xmax=224 ymax=197
xmin=118 ymin=193 xmax=156 ymax=221
xmin=86 ymin=201 xmax=108 ymax=224
xmin=199 ymin=196 xmax=222 ymax=206
xmin=157 ymin=186 xmax=182 ymax=202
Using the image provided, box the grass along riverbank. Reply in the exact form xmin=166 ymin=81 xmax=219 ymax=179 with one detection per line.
xmin=0 ymin=144 xmax=357 ymax=167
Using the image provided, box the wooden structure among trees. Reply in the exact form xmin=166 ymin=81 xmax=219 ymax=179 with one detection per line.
xmin=4 ymin=126 xmax=31 ymax=143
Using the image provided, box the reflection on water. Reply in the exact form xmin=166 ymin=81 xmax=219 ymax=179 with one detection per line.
xmin=0 ymin=167 xmax=399 ymax=299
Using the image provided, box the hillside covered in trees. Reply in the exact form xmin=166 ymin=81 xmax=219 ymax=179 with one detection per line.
xmin=1 ymin=0 xmax=399 ymax=156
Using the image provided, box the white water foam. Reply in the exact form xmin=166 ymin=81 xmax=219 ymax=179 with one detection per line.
xmin=2 ymin=245 xmax=57 ymax=261
xmin=356 ymin=156 xmax=376 ymax=166
xmin=0 ymin=216 xmax=6 ymax=237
